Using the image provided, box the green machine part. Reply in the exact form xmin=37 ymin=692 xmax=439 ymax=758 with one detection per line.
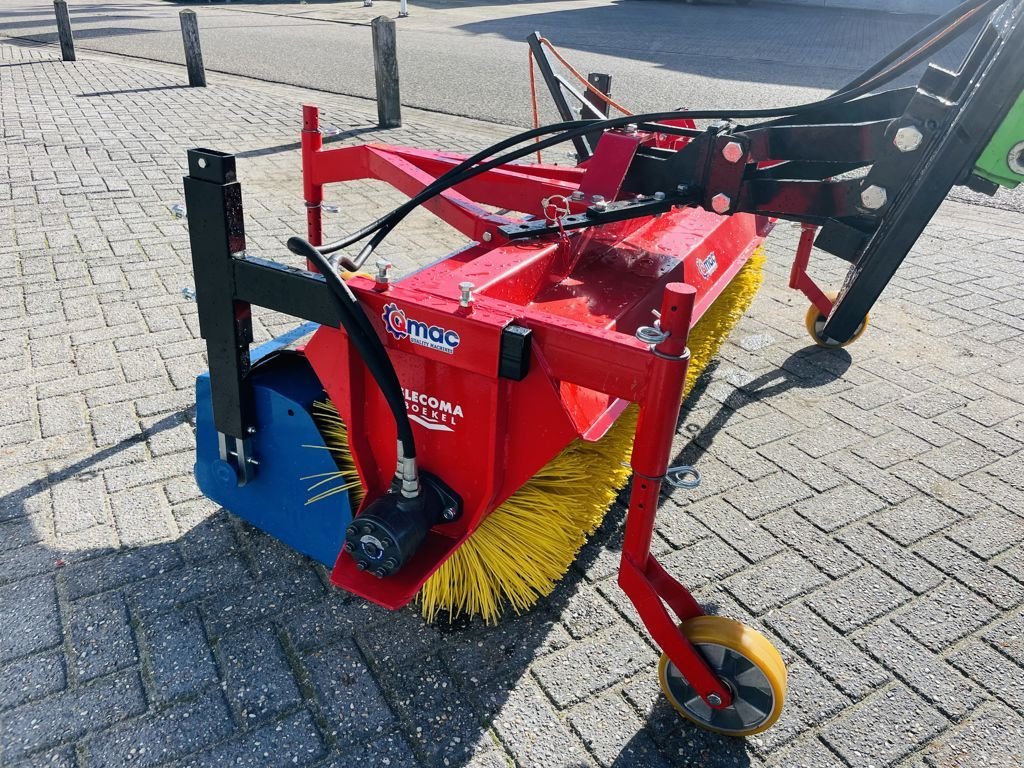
xmin=974 ymin=89 xmax=1024 ymax=189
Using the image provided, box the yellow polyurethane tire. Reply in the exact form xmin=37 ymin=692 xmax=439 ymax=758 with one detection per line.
xmin=804 ymin=291 xmax=869 ymax=348
xmin=658 ymin=616 xmax=787 ymax=737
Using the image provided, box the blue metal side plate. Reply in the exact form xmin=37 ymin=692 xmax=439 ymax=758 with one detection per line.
xmin=194 ymin=330 xmax=351 ymax=568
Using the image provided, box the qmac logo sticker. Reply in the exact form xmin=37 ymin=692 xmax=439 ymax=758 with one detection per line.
xmin=696 ymin=252 xmax=718 ymax=280
xmin=382 ymin=303 xmax=461 ymax=355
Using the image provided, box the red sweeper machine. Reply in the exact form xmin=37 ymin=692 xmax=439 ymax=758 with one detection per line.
xmin=187 ymin=0 xmax=1024 ymax=736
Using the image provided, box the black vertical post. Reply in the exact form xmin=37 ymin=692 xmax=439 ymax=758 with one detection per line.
xmin=584 ymin=73 xmax=612 ymax=117
xmin=179 ymin=10 xmax=207 ymax=87
xmin=53 ymin=0 xmax=75 ymax=62
xmin=584 ymin=72 xmax=612 ymax=155
xmin=372 ymin=16 xmax=401 ymax=128
xmin=183 ymin=149 xmax=253 ymax=443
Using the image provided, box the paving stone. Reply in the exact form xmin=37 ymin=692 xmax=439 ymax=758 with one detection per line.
xmin=220 ymin=625 xmax=302 ymax=724
xmin=723 ymin=472 xmax=813 ymax=519
xmin=439 ymin=609 xmax=572 ymax=687
xmin=807 ymin=567 xmax=912 ymax=633
xmin=820 ymin=683 xmax=946 ymax=767
xmin=823 ymin=452 xmax=918 ymax=504
xmin=140 ymin=606 xmax=219 ymax=703
xmin=764 ymin=735 xmax=844 ymax=768
xmin=201 ymin=566 xmax=325 ymax=639
xmin=170 ymin=708 xmax=325 ymax=767
xmin=918 ymin=439 xmax=999 ymax=480
xmin=385 ymin=654 xmax=488 ymax=766
xmin=0 ymin=670 xmax=146 ymax=763
xmin=838 ymin=524 xmax=944 ymax=595
xmin=532 ymin=624 xmax=653 ymax=709
xmin=657 ymin=536 xmax=748 ymax=592
xmin=757 ymin=441 xmax=845 ymax=493
xmin=923 ymin=702 xmax=1024 ymax=768
xmin=85 ymin=687 xmax=234 ymax=768
xmin=766 ymin=602 xmax=889 ymax=700
xmin=870 ymin=496 xmax=961 ymax=546
xmin=722 ymin=551 xmax=828 ymax=615
xmin=555 ymin=582 xmax=619 ymax=640
xmin=567 ymin=690 xmax=670 ymax=768
xmin=915 ymin=536 xmax=1023 ymax=609
xmin=894 ymin=580 xmax=1000 ymax=653
xmin=793 ymin=483 xmax=884 ymax=532
xmin=322 ymin=730 xmax=421 ymax=767
xmin=0 ymin=650 xmax=67 ymax=711
xmin=8 ymin=745 xmax=78 ymax=768
xmin=304 ymin=638 xmax=396 ymax=743
xmin=0 ymin=542 xmax=58 ymax=587
xmin=0 ymin=575 xmax=62 ymax=662
xmin=946 ymin=507 xmax=1023 ymax=559
xmin=687 ymin=498 xmax=784 ymax=562
xmin=63 ymin=543 xmax=184 ymax=601
xmin=948 ymin=640 xmax=1024 ymax=714
xmin=760 ymin=509 xmax=863 ymax=578
xmin=484 ymin=679 xmax=592 ymax=768
xmin=69 ymin=590 xmax=137 ymax=682
xmin=856 ymin=618 xmax=985 ymax=720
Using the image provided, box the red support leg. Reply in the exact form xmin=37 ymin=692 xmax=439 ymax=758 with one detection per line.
xmin=302 ymin=104 xmax=324 ymax=259
xmin=789 ymin=223 xmax=832 ymax=316
xmin=617 ymin=283 xmax=733 ymax=709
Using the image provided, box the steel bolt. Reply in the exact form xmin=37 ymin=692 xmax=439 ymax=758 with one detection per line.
xmin=722 ymin=141 xmax=744 ymax=163
xmin=373 ymin=568 xmax=386 ymax=578
xmin=482 ymin=231 xmax=493 ymax=242
xmin=375 ymin=260 xmax=391 ymax=284
xmin=711 ymin=193 xmax=732 ymax=214
xmin=624 ymin=123 xmax=638 ymax=135
xmin=860 ymin=185 xmax=888 ymax=210
xmin=459 ymin=281 xmax=475 ymax=308
xmin=570 ymin=190 xmax=585 ymax=201
xmin=356 ymin=560 xmax=368 ymax=570
xmin=1009 ymin=141 xmax=1024 ymax=176
xmin=893 ymin=125 xmax=924 ymax=153
xmin=707 ymin=693 xmax=723 ymax=707
xmin=246 ymin=426 xmax=256 ymax=435
xmin=442 ymin=507 xmax=456 ymax=521
xmin=653 ymin=191 xmax=666 ymax=202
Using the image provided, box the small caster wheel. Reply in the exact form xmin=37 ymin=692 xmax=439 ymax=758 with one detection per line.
xmin=658 ymin=616 xmax=786 ymax=736
xmin=804 ymin=291 xmax=869 ymax=348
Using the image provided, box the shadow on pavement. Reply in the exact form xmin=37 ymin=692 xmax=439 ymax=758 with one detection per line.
xmin=0 ymin=348 xmax=851 ymax=765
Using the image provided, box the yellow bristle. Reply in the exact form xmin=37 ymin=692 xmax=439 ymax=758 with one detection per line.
xmin=309 ymin=248 xmax=765 ymax=624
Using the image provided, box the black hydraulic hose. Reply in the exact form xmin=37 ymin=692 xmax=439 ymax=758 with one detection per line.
xmin=293 ymin=0 xmax=1002 ymax=266
xmin=289 ymin=237 xmax=417 ymax=461
xmin=838 ymin=0 xmax=999 ymax=92
xmin=323 ymin=1 xmax=994 ymax=265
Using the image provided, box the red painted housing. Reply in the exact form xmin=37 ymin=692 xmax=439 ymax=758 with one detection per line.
xmin=299 ymin=105 xmax=769 ymax=706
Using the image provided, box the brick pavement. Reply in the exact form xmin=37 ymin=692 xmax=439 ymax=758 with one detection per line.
xmin=2 ymin=40 xmax=1024 ymax=768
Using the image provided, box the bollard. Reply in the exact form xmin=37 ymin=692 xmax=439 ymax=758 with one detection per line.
xmin=179 ymin=10 xmax=206 ymax=87
xmin=53 ymin=0 xmax=75 ymax=62
xmin=399 ymin=0 xmax=409 ymax=17
xmin=371 ymin=16 xmax=401 ymax=128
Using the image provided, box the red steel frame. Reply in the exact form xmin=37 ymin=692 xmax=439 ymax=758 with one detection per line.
xmin=297 ymin=104 xmax=782 ymax=708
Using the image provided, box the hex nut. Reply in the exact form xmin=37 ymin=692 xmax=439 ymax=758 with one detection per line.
xmin=711 ymin=193 xmax=731 ymax=214
xmin=860 ymin=185 xmax=888 ymax=210
xmin=722 ymin=141 xmax=744 ymax=163
xmin=1009 ymin=141 xmax=1024 ymax=176
xmin=893 ymin=125 xmax=924 ymax=153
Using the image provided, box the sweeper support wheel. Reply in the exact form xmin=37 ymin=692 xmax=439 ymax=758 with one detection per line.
xmin=658 ymin=616 xmax=787 ymax=736
xmin=804 ymin=292 xmax=869 ymax=349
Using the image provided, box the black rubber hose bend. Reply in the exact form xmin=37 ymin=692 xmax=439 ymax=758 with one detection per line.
xmin=288 ymin=236 xmax=417 ymax=461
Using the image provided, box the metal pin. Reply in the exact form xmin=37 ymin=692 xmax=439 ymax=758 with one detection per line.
xmin=459 ymin=281 xmax=474 ymax=308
